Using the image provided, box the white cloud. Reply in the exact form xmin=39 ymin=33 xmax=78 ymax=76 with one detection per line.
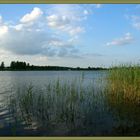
xmin=106 ymin=33 xmax=134 ymax=46
xmin=95 ymin=4 xmax=102 ymax=8
xmin=83 ymin=10 xmax=89 ymax=15
xmin=0 ymin=16 xmax=2 ymax=24
xmin=0 ymin=22 xmax=76 ymax=58
xmin=127 ymin=15 xmax=140 ymax=30
xmin=131 ymin=15 xmax=140 ymax=30
xmin=46 ymin=5 xmax=89 ymax=36
xmin=133 ymin=22 xmax=140 ymax=30
xmin=0 ymin=15 xmax=9 ymax=37
xmin=14 ymin=24 xmax=23 ymax=31
xmin=47 ymin=13 xmax=84 ymax=36
xmin=13 ymin=7 xmax=44 ymax=32
xmin=0 ymin=5 xmax=100 ymax=62
xmin=0 ymin=7 xmax=78 ymax=58
xmin=0 ymin=25 xmax=8 ymax=37
xmin=68 ymin=26 xmax=84 ymax=35
xmin=20 ymin=7 xmax=43 ymax=23
xmin=48 ymin=40 xmax=67 ymax=47
xmin=47 ymin=14 xmax=70 ymax=29
xmin=35 ymin=56 xmax=48 ymax=61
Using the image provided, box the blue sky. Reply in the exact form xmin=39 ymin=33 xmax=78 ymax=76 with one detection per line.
xmin=0 ymin=4 xmax=140 ymax=67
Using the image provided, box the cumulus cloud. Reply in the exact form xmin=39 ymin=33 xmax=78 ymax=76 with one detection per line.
xmin=47 ymin=14 xmax=84 ymax=36
xmin=20 ymin=7 xmax=43 ymax=23
xmin=47 ymin=13 xmax=85 ymax=36
xmin=0 ymin=7 xmax=77 ymax=57
xmin=106 ymin=33 xmax=134 ymax=46
xmin=0 ymin=19 xmax=77 ymax=59
xmin=68 ymin=26 xmax=85 ymax=36
xmin=0 ymin=15 xmax=8 ymax=35
xmin=46 ymin=5 xmax=88 ymax=36
xmin=12 ymin=7 xmax=45 ymax=32
xmin=0 ymin=25 xmax=8 ymax=37
xmin=0 ymin=27 xmax=77 ymax=57
xmin=0 ymin=5 xmax=100 ymax=61
xmin=47 ymin=14 xmax=70 ymax=29
xmin=47 ymin=39 xmax=73 ymax=48
xmin=0 ymin=29 xmax=46 ymax=55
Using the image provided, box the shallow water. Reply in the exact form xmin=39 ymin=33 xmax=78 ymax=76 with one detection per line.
xmin=0 ymin=71 xmax=108 ymax=135
xmin=0 ymin=70 xmax=139 ymax=136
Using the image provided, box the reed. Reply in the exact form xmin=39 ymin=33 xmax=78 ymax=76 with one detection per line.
xmin=107 ymin=64 xmax=140 ymax=104
xmin=8 ymin=76 xmax=105 ymax=134
xmin=106 ymin=64 xmax=140 ymax=135
xmin=7 ymin=66 xmax=140 ymax=135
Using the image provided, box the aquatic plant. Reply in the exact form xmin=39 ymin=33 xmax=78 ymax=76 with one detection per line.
xmin=7 ymin=66 xmax=140 ymax=135
xmin=107 ymin=64 xmax=140 ymax=104
xmin=8 ymin=76 xmax=107 ymax=135
xmin=106 ymin=64 xmax=140 ymax=135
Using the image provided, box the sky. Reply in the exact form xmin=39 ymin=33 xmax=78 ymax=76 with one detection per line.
xmin=0 ymin=4 xmax=140 ymax=67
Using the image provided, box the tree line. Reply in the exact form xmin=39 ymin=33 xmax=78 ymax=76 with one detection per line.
xmin=0 ymin=61 xmax=107 ymax=71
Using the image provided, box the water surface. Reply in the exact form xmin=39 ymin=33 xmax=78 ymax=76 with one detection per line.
xmin=0 ymin=70 xmax=138 ymax=136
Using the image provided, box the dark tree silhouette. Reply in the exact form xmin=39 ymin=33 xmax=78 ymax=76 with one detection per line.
xmin=10 ymin=61 xmax=27 ymax=70
xmin=0 ymin=62 xmax=5 ymax=70
xmin=2 ymin=61 xmax=108 ymax=71
xmin=10 ymin=61 xmax=16 ymax=70
xmin=88 ymin=66 xmax=91 ymax=70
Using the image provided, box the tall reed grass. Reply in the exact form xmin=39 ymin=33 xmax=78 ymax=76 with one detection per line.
xmin=8 ymin=76 xmax=107 ymax=135
xmin=107 ymin=64 xmax=140 ymax=104
xmin=7 ymin=66 xmax=140 ymax=135
xmin=106 ymin=64 xmax=140 ymax=135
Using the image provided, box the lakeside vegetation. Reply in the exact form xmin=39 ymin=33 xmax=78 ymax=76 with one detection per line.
xmin=8 ymin=78 xmax=107 ymax=135
xmin=108 ymin=64 xmax=140 ymax=104
xmin=106 ymin=64 xmax=140 ymax=135
xmin=0 ymin=61 xmax=107 ymax=71
xmin=0 ymin=64 xmax=140 ymax=135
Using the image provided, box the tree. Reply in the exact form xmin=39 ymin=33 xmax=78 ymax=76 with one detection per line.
xmin=10 ymin=61 xmax=16 ymax=70
xmin=88 ymin=66 xmax=91 ymax=70
xmin=76 ymin=67 xmax=80 ymax=70
xmin=0 ymin=62 xmax=5 ymax=70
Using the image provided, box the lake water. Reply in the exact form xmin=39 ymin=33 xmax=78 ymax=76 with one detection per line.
xmin=0 ymin=70 xmax=107 ymax=104
xmin=0 ymin=71 xmax=139 ymax=136
xmin=0 ymin=70 xmax=109 ymax=136
xmin=0 ymin=70 xmax=107 ymax=86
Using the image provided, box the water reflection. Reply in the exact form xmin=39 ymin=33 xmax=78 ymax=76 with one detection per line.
xmin=0 ymin=70 xmax=139 ymax=136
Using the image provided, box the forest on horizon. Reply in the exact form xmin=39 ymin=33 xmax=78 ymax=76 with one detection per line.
xmin=0 ymin=61 xmax=107 ymax=71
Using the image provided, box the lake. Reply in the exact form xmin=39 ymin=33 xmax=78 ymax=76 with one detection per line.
xmin=0 ymin=71 xmax=139 ymax=136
